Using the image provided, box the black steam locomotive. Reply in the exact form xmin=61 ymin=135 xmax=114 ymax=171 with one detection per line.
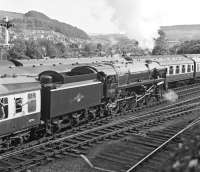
xmin=0 ymin=58 xmax=166 ymax=147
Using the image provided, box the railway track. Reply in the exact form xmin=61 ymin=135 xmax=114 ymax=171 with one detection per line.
xmin=3 ymin=88 xmax=200 ymax=156
xmin=125 ymin=118 xmax=200 ymax=172
xmin=1 ymin=95 xmax=200 ymax=171
xmin=90 ymin=119 xmax=200 ymax=172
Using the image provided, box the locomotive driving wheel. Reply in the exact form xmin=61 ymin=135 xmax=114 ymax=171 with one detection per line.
xmin=119 ymin=100 xmax=129 ymax=114
xmin=108 ymin=101 xmax=120 ymax=115
xmin=72 ymin=113 xmax=81 ymax=126
xmin=128 ymin=99 xmax=137 ymax=111
xmin=96 ymin=105 xmax=105 ymax=118
xmin=136 ymin=98 xmax=146 ymax=107
xmin=88 ymin=110 xmax=97 ymax=120
xmin=145 ymin=95 xmax=155 ymax=106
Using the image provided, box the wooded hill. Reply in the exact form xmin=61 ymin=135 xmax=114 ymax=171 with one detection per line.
xmin=0 ymin=10 xmax=89 ymax=40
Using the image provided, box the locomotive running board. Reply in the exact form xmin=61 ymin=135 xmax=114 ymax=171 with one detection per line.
xmin=118 ymin=78 xmax=165 ymax=89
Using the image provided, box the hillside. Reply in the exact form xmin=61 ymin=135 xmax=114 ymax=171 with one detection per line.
xmin=0 ymin=10 xmax=89 ymax=44
xmin=160 ymin=25 xmax=200 ymax=47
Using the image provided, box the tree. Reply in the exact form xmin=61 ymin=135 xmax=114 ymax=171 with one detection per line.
xmin=46 ymin=43 xmax=58 ymax=58
xmin=25 ymin=40 xmax=42 ymax=59
xmin=8 ymin=39 xmax=28 ymax=59
xmin=169 ymin=40 xmax=200 ymax=54
xmin=84 ymin=44 xmax=91 ymax=53
xmin=152 ymin=30 xmax=169 ymax=55
xmin=97 ymin=43 xmax=102 ymax=51
xmin=56 ymin=42 xmax=66 ymax=55
xmin=69 ymin=43 xmax=79 ymax=49
xmin=38 ymin=39 xmax=59 ymax=58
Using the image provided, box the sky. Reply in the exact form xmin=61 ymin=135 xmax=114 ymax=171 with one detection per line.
xmin=1 ymin=0 xmax=200 ymax=48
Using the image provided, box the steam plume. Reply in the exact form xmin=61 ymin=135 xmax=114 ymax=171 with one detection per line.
xmin=105 ymin=0 xmax=161 ymax=49
xmin=163 ymin=90 xmax=178 ymax=103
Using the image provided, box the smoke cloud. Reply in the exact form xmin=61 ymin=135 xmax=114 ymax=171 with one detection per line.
xmin=105 ymin=0 xmax=161 ymax=49
xmin=105 ymin=0 xmax=162 ymax=49
xmin=163 ymin=90 xmax=178 ymax=103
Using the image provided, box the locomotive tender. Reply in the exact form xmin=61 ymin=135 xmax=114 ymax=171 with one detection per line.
xmin=0 ymin=57 xmax=166 ymax=147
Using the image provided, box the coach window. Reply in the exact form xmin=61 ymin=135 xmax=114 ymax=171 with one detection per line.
xmin=192 ymin=65 xmax=194 ymax=71
xmin=182 ymin=65 xmax=185 ymax=73
xmin=28 ymin=93 xmax=36 ymax=113
xmin=187 ymin=65 xmax=191 ymax=72
xmin=169 ymin=66 xmax=174 ymax=75
xmin=15 ymin=98 xmax=22 ymax=113
xmin=0 ymin=97 xmax=8 ymax=119
xmin=176 ymin=65 xmax=180 ymax=74
xmin=198 ymin=64 xmax=200 ymax=72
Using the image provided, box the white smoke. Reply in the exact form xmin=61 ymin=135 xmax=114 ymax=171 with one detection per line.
xmin=104 ymin=0 xmax=163 ymax=49
xmin=163 ymin=90 xmax=178 ymax=103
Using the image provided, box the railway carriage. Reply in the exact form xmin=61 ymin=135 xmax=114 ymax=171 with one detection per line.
xmin=137 ymin=54 xmax=198 ymax=88
xmin=0 ymin=76 xmax=41 ymax=147
xmin=185 ymin=54 xmax=200 ymax=79
xmin=157 ymin=55 xmax=194 ymax=87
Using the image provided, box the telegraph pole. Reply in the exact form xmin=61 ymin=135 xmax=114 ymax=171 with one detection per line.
xmin=0 ymin=16 xmax=14 ymax=60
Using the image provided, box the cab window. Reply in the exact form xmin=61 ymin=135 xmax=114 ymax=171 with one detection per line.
xmin=28 ymin=93 xmax=36 ymax=113
xmin=169 ymin=66 xmax=174 ymax=75
xmin=176 ymin=65 xmax=180 ymax=74
xmin=187 ymin=65 xmax=191 ymax=72
xmin=197 ymin=64 xmax=200 ymax=72
xmin=15 ymin=98 xmax=22 ymax=113
xmin=0 ymin=97 xmax=8 ymax=119
xmin=182 ymin=65 xmax=185 ymax=73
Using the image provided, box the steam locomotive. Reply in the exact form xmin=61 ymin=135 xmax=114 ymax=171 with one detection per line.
xmin=0 ymin=57 xmax=166 ymax=147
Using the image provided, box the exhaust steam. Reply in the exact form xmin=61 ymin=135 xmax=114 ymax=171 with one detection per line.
xmin=163 ymin=90 xmax=178 ymax=103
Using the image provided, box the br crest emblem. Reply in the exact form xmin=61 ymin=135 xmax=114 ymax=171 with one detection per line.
xmin=73 ymin=93 xmax=84 ymax=103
